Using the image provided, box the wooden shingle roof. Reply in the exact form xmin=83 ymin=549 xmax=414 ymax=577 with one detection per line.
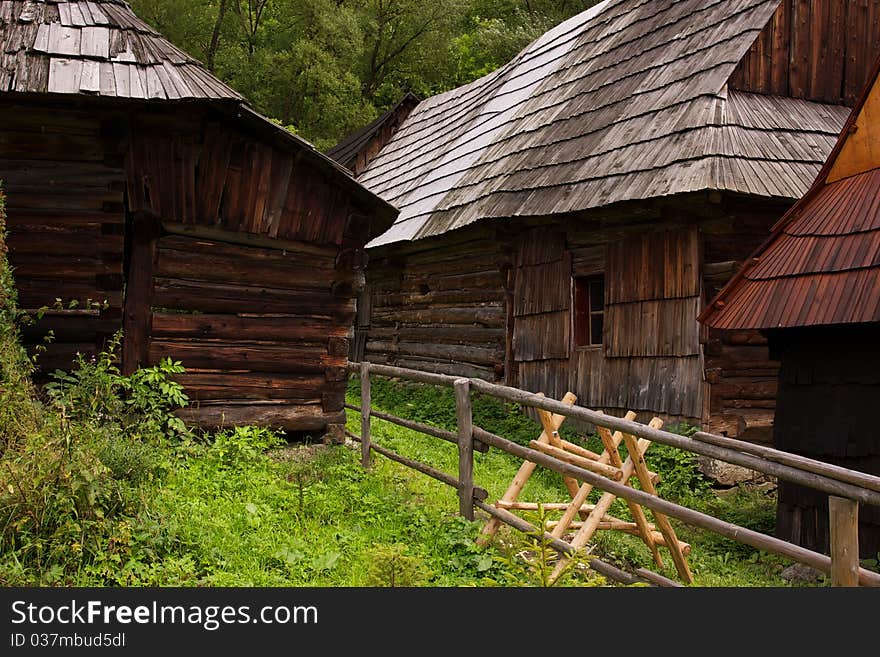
xmin=361 ymin=0 xmax=852 ymax=247
xmin=701 ymin=54 xmax=880 ymax=331
xmin=0 ymin=0 xmax=243 ymax=100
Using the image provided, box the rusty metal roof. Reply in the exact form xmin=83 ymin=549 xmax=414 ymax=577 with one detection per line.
xmin=361 ymin=0 xmax=855 ymax=248
xmin=701 ymin=55 xmax=880 ymax=331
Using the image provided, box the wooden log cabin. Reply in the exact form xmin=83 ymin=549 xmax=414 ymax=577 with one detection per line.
xmin=0 ymin=0 xmax=396 ymax=439
xmin=337 ymin=0 xmax=880 ymax=442
xmin=701 ymin=54 xmax=880 ymax=558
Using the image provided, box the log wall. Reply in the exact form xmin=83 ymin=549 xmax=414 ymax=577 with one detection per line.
xmin=701 ymin=203 xmax=785 ymax=443
xmin=1 ymin=98 xmax=377 ymax=436
xmin=363 ymin=225 xmax=509 ymax=381
xmin=148 ymin=234 xmax=351 ymax=433
xmin=0 ymin=104 xmax=126 ymax=370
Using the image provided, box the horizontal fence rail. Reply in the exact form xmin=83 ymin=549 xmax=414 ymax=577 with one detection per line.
xmin=344 ymin=404 xmax=489 ymax=453
xmin=473 ymin=426 xmax=880 ymax=587
xmin=345 ymin=362 xmax=880 ymax=587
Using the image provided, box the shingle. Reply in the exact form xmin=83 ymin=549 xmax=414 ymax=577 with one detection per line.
xmin=363 ymin=0 xmax=843 ymax=247
xmin=0 ymin=0 xmax=242 ymax=102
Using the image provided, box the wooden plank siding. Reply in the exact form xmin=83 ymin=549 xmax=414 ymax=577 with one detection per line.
xmin=730 ymin=0 xmax=880 ymax=105
xmin=769 ymin=325 xmax=880 ymax=558
xmin=503 ymin=223 xmax=705 ymax=421
xmin=127 ymin=124 xmax=354 ymax=248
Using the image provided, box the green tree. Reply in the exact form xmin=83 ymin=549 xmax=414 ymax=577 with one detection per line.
xmin=129 ymin=0 xmax=600 ymax=149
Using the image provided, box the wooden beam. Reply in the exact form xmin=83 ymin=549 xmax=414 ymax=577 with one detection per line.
xmin=621 ymin=421 xmax=693 ymax=583
xmin=455 ymin=379 xmax=475 ymax=521
xmin=538 ymin=402 xmax=582 ymax=500
xmin=829 ymin=496 xmax=859 ymax=587
xmin=472 ymin=501 xmax=682 ymax=587
xmin=550 ymin=436 xmax=653 ymax=583
xmin=528 ymin=440 xmax=623 ymax=480
xmin=598 ymin=421 xmax=664 ymax=570
xmin=360 ymin=362 xmax=371 ymax=468
xmin=550 ymin=412 xmax=637 ymax=540
xmin=122 ymin=212 xmax=160 ymax=374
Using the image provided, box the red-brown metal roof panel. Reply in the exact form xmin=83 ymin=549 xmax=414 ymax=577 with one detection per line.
xmin=708 ymin=270 xmax=880 ymax=329
xmin=748 ymin=230 xmax=880 ymax=278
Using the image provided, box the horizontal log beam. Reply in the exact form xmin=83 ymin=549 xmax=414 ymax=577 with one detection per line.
xmin=178 ymin=404 xmax=343 ymax=432
xmin=692 ymin=432 xmax=880 ymax=494
xmin=345 ymin=404 xmax=488 ymax=453
xmin=348 ymin=362 xmax=459 ymax=387
xmin=529 ymin=440 xmax=623 ymax=480
xmin=163 ymin=222 xmax=338 ymax=258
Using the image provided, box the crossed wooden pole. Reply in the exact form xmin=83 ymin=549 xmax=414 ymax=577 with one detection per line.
xmin=477 ymin=391 xmax=693 ymax=584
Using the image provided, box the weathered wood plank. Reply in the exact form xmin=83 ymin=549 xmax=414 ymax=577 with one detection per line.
xmin=829 ymin=496 xmax=859 ymax=587
xmin=149 ymin=340 xmax=342 ymax=374
xmin=122 ymin=213 xmax=160 ymax=374
xmin=178 ymin=404 xmax=342 ymax=432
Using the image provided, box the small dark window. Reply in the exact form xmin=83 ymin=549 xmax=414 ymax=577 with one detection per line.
xmin=573 ymin=274 xmax=605 ymax=347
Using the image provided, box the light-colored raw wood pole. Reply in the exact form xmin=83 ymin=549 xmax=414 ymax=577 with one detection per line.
xmin=472 ymin=501 xmax=683 ymax=586
xmin=621 ymin=426 xmax=692 ymax=583
xmin=550 ymin=434 xmax=653 ymax=583
xmin=598 ymin=422 xmax=664 ymax=570
xmin=477 ymin=392 xmax=577 ymax=545
xmin=360 ymin=362 xmax=371 ymax=468
xmin=529 ymin=440 xmax=624 ymax=480
xmin=537 ymin=406 xmax=582 ymax=500
xmin=455 ymin=379 xmax=475 ymax=521
xmin=499 ymin=501 xmax=596 ymax=511
xmin=557 ymin=439 xmax=602 ymax=461
xmin=829 ymin=496 xmax=859 ymax=587
xmin=550 ymin=411 xmax=637 ymax=540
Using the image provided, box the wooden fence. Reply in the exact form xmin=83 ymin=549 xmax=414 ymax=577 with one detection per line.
xmin=344 ymin=362 xmax=880 ymax=588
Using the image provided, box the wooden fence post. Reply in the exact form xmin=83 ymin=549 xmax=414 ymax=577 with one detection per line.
xmin=360 ymin=362 xmax=371 ymax=468
xmin=829 ymin=496 xmax=859 ymax=587
xmin=455 ymin=379 xmax=475 ymax=521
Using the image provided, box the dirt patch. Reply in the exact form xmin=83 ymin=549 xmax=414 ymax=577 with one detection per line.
xmin=269 ymin=442 xmax=333 ymax=465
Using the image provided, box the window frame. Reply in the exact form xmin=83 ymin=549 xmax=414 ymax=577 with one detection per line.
xmin=572 ymin=273 xmax=606 ymax=349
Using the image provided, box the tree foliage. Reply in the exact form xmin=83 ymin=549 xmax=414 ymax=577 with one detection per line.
xmin=130 ymin=0 xmax=600 ymax=149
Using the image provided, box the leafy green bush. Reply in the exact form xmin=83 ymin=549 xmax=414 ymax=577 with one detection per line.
xmin=45 ymin=333 xmax=191 ymax=441
xmin=0 ymin=325 xmax=194 ymax=584
xmin=0 ymin=188 xmax=38 ymax=457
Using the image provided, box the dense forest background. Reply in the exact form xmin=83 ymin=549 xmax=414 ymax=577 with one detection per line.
xmin=130 ymin=0 xmax=600 ymax=150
